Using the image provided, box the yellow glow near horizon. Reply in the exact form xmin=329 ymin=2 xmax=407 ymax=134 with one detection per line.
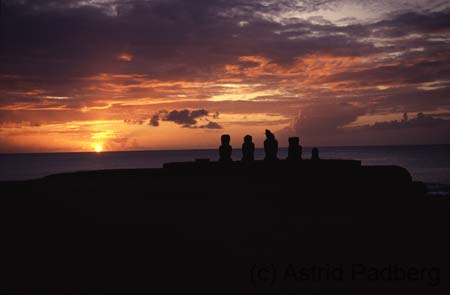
xmin=94 ymin=144 xmax=103 ymax=153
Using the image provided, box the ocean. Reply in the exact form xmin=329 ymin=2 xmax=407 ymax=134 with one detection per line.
xmin=1 ymin=145 xmax=449 ymax=185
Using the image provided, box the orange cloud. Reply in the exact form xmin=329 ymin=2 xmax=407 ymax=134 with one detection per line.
xmin=117 ymin=53 xmax=134 ymax=62
xmin=225 ymin=54 xmax=369 ymax=80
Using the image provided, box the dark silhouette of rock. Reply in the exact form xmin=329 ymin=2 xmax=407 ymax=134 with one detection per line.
xmin=1 ymin=128 xmax=445 ymax=294
xmin=312 ymin=147 xmax=320 ymax=160
xmin=1 ymin=147 xmax=444 ymax=295
xmin=195 ymin=158 xmax=210 ymax=167
xmin=219 ymin=134 xmax=232 ymax=162
xmin=241 ymin=135 xmax=255 ymax=162
xmin=287 ymin=137 xmax=302 ymax=160
xmin=264 ymin=129 xmax=278 ymax=160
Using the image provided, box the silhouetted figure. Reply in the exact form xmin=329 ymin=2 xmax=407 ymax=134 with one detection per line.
xmin=287 ymin=137 xmax=302 ymax=161
xmin=219 ymin=134 xmax=232 ymax=162
xmin=311 ymin=147 xmax=320 ymax=160
xmin=264 ymin=129 xmax=278 ymax=161
xmin=241 ymin=135 xmax=255 ymax=162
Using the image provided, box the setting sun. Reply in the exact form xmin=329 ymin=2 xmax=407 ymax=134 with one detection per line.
xmin=94 ymin=145 xmax=103 ymax=153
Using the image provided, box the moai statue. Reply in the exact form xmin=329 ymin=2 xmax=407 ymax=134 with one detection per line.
xmin=287 ymin=137 xmax=302 ymax=161
xmin=311 ymin=147 xmax=320 ymax=160
xmin=241 ymin=135 xmax=255 ymax=162
xmin=264 ymin=129 xmax=278 ymax=161
xmin=219 ymin=134 xmax=232 ymax=162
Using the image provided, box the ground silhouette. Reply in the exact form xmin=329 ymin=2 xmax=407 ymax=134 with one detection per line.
xmin=0 ymin=132 xmax=448 ymax=294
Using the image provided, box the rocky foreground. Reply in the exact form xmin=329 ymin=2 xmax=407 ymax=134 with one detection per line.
xmin=0 ymin=159 xmax=448 ymax=294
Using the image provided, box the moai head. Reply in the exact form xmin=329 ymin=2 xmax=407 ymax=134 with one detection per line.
xmin=288 ymin=137 xmax=299 ymax=146
xmin=265 ymin=129 xmax=275 ymax=140
xmin=244 ymin=135 xmax=252 ymax=143
xmin=221 ymin=134 xmax=231 ymax=145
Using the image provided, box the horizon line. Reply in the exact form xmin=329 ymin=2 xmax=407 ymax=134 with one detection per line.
xmin=1 ymin=143 xmax=449 ymax=156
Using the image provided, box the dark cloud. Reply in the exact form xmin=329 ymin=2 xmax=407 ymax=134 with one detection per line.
xmin=149 ymin=114 xmax=160 ymax=127
xmin=197 ymin=121 xmax=222 ymax=129
xmin=341 ymin=112 xmax=450 ymax=146
xmin=124 ymin=119 xmax=145 ymax=125
xmin=280 ymin=109 xmax=450 ymax=146
xmin=166 ymin=109 xmax=208 ymax=125
xmin=2 ymin=1 xmax=449 ymax=93
xmin=372 ymin=11 xmax=450 ymax=37
xmin=149 ymin=109 xmax=222 ymax=129
xmin=293 ymin=103 xmax=367 ymax=135
xmin=0 ymin=0 xmax=378 ymax=82
xmin=360 ymin=112 xmax=450 ymax=130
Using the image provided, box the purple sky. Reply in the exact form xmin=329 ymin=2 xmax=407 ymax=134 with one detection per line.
xmin=0 ymin=0 xmax=449 ymax=152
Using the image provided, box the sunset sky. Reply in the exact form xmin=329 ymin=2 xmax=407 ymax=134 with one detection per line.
xmin=1 ymin=0 xmax=450 ymax=153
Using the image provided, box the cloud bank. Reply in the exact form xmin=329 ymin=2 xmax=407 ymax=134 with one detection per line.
xmin=149 ymin=109 xmax=222 ymax=129
xmin=1 ymin=0 xmax=449 ymax=151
